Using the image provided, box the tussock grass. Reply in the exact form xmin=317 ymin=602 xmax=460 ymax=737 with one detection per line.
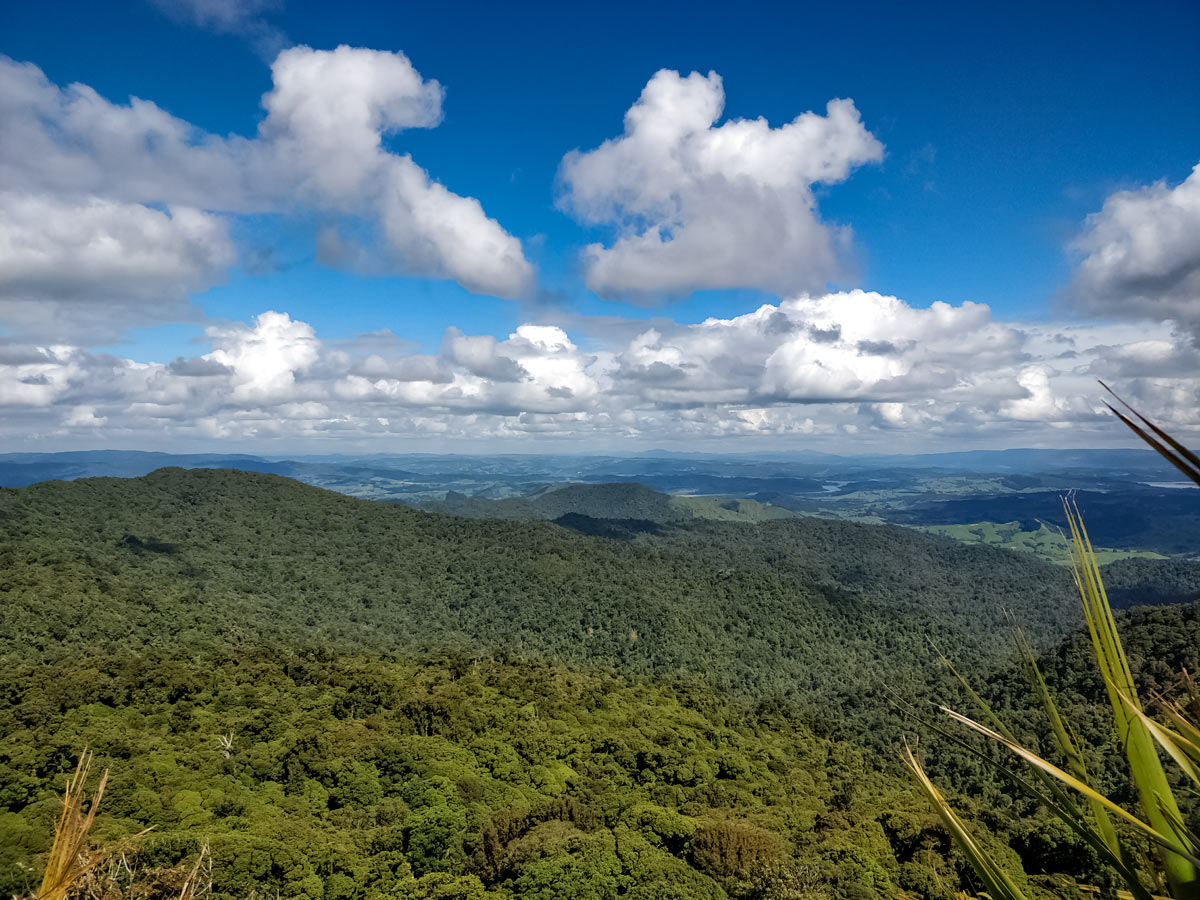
xmin=175 ymin=844 xmax=211 ymax=900
xmin=34 ymin=750 xmax=109 ymax=900
xmin=903 ymin=740 xmax=1031 ymax=900
xmin=24 ymin=749 xmax=211 ymax=900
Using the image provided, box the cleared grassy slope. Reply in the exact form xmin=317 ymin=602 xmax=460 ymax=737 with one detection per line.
xmin=917 ymin=520 xmax=1168 ymax=566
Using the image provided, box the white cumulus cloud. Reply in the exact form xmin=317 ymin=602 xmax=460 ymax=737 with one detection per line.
xmin=0 ymin=193 xmax=234 ymax=340
xmin=558 ymin=69 xmax=883 ymax=299
xmin=1068 ymin=163 xmax=1200 ymax=333
xmin=0 ymin=46 xmax=533 ymax=322
xmin=204 ymin=311 xmax=320 ymax=401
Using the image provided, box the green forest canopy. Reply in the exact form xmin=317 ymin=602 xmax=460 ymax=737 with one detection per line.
xmin=1 ymin=469 xmax=1197 ymax=899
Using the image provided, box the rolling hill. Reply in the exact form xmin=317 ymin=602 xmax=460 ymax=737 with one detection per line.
xmin=0 ymin=467 xmax=1084 ymax=709
xmin=426 ymin=481 xmax=795 ymax=525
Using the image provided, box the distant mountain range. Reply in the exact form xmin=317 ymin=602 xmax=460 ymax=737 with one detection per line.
xmin=0 ymin=446 xmax=1183 ymax=489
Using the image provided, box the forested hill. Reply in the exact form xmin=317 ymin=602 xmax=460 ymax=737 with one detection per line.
xmin=426 ymin=482 xmax=794 ymax=525
xmin=3 ymin=467 xmax=1081 ymax=710
xmin=434 ymin=482 xmax=690 ymax=522
xmin=1098 ymin=556 xmax=1200 ymax=608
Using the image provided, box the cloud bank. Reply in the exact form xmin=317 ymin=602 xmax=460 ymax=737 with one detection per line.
xmin=558 ymin=70 xmax=883 ymax=299
xmin=0 ymin=47 xmax=1194 ymax=452
xmin=3 ymin=292 xmax=1195 ymax=451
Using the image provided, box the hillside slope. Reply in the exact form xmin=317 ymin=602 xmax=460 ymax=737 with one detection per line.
xmin=1 ymin=468 xmax=1081 ymax=710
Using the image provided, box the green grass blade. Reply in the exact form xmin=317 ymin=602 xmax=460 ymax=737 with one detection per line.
xmin=1012 ymin=623 xmax=1123 ymax=859
xmin=1155 ymin=794 xmax=1200 ymax=859
xmin=942 ymin=706 xmax=1200 ymax=870
xmin=1161 ymin=703 xmax=1200 ymax=764
xmin=1117 ymin=689 xmax=1200 ymax=786
xmin=895 ymin=694 xmax=1155 ymax=899
xmin=1184 ymin=670 xmax=1200 ymax=721
xmin=930 ymin=635 xmax=1021 ymax=740
xmin=1104 ymin=403 xmax=1200 ymax=486
xmin=902 ymin=741 xmax=1032 ymax=900
xmin=1100 ymin=382 xmax=1200 ymax=485
xmin=929 ymin=630 xmax=1122 ymax=848
xmin=1063 ymin=497 xmax=1200 ymax=895
xmin=1158 ymin=671 xmax=1200 ymax=759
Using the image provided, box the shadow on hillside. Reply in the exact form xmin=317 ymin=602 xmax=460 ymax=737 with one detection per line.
xmin=553 ymin=513 xmax=665 ymax=540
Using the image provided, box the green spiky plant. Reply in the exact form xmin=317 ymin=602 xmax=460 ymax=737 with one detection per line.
xmin=903 ymin=386 xmax=1200 ymax=900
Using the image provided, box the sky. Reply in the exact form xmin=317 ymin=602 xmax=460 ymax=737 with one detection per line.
xmin=1 ymin=0 xmax=1198 ymax=453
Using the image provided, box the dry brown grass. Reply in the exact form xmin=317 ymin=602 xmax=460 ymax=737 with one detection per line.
xmin=33 ymin=750 xmax=109 ymax=900
xmin=25 ymin=750 xmax=210 ymax=900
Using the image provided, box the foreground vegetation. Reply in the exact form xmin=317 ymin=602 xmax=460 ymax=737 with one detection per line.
xmin=10 ymin=635 xmax=1199 ymax=900
xmin=909 ymin=509 xmax=1200 ymax=899
xmin=0 ymin=651 xmax=960 ymax=899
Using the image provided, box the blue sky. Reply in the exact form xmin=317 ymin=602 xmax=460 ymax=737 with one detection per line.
xmin=1 ymin=0 xmax=1197 ymax=451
